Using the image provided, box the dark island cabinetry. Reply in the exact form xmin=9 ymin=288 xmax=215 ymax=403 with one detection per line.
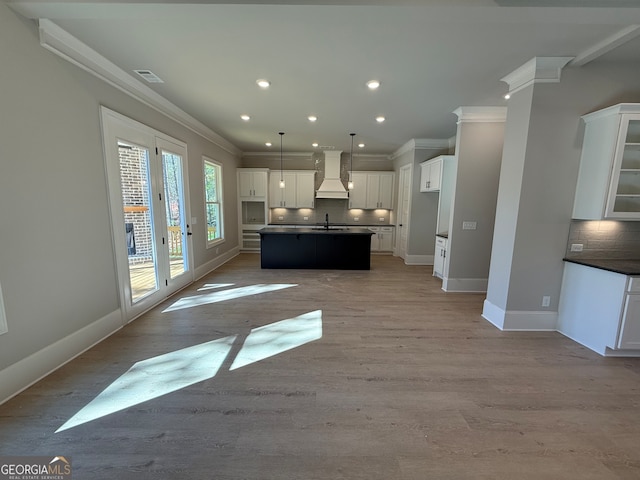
xmin=257 ymin=227 xmax=374 ymax=269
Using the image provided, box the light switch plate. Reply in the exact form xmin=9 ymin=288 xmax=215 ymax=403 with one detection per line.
xmin=462 ymin=221 xmax=477 ymax=230
xmin=570 ymin=243 xmax=584 ymax=252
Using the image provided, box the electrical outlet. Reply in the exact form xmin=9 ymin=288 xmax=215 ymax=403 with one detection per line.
xmin=379 ymin=217 xmax=385 ymax=221
xmin=570 ymin=243 xmax=584 ymax=252
xmin=303 ymin=216 xmax=309 ymax=220
xmin=278 ymin=216 xmax=284 ymax=220
xmin=462 ymin=221 xmax=477 ymax=230
xmin=354 ymin=217 xmax=359 ymax=221
xmin=542 ymin=295 xmax=551 ymax=307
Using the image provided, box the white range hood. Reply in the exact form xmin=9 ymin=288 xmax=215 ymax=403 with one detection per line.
xmin=316 ymin=150 xmax=349 ymax=199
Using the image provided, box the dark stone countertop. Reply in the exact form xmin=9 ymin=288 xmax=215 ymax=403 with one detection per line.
xmin=268 ymin=223 xmax=394 ymax=227
xmin=563 ymin=258 xmax=640 ymax=276
xmin=258 ymin=227 xmax=374 ymax=235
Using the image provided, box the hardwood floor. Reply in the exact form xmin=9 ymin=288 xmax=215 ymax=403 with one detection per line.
xmin=2 ymin=253 xmax=640 ymax=479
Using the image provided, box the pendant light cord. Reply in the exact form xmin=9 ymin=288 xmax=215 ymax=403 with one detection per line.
xmin=279 ymin=132 xmax=284 ymax=182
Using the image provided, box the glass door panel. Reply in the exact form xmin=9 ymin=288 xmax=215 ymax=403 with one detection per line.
xmin=118 ymin=141 xmax=159 ymax=302
xmin=161 ymin=149 xmax=188 ymax=280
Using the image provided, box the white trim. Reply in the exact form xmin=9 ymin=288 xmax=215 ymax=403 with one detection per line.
xmin=570 ymin=25 xmax=640 ymax=67
xmin=404 ymin=254 xmax=433 ymax=266
xmin=442 ymin=277 xmax=488 ymax=293
xmin=500 ymin=57 xmax=573 ymax=96
xmin=0 ymin=282 xmax=6 ymax=335
xmin=582 ymin=103 xmax=640 ymax=123
xmin=390 ymin=138 xmax=450 ymax=160
xmin=482 ymin=299 xmax=558 ymax=331
xmin=37 ymin=19 xmax=240 ymax=156
xmin=452 ymin=107 xmax=507 ymax=124
xmin=0 ymin=310 xmax=122 ymax=406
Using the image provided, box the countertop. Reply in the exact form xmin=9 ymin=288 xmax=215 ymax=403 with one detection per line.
xmin=258 ymin=227 xmax=374 ymax=235
xmin=436 ymin=232 xmax=449 ymax=239
xmin=268 ymin=223 xmax=394 ymax=227
xmin=563 ymin=258 xmax=640 ymax=276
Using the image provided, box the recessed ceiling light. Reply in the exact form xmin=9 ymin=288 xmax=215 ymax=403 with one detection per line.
xmin=241 ymin=114 xmax=250 ymax=121
xmin=312 ymin=143 xmax=319 ymax=148
xmin=358 ymin=143 xmax=365 ymax=148
xmin=366 ymin=80 xmax=380 ymax=90
xmin=504 ymin=93 xmax=511 ymax=100
xmin=308 ymin=115 xmax=318 ymax=122
xmin=256 ymin=79 xmax=271 ymax=88
xmin=376 ymin=116 xmax=385 ymax=123
xmin=265 ymin=142 xmax=272 ymax=147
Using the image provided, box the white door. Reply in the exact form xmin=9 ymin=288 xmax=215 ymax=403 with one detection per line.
xmin=396 ymin=164 xmax=412 ymax=260
xmin=101 ymin=108 xmax=193 ymax=322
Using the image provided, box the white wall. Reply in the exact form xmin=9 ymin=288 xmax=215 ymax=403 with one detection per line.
xmin=0 ymin=6 xmax=240 ymax=398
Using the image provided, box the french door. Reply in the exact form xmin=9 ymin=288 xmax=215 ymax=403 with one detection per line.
xmin=396 ymin=164 xmax=412 ymax=260
xmin=101 ymin=107 xmax=193 ymax=322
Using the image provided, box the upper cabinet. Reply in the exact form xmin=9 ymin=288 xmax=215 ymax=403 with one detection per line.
xmin=420 ymin=156 xmax=442 ymax=192
xmin=269 ymin=170 xmax=315 ymax=208
xmin=420 ymin=155 xmax=454 ymax=192
xmin=573 ymin=104 xmax=640 ymax=220
xmin=349 ymin=171 xmax=395 ymax=209
xmin=238 ymin=169 xmax=268 ymax=199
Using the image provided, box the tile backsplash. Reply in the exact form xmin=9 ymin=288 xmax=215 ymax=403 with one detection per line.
xmin=269 ymin=198 xmax=392 ymax=225
xmin=565 ymin=220 xmax=640 ymax=259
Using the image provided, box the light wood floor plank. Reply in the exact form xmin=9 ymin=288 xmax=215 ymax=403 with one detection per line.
xmin=1 ymin=254 xmax=640 ymax=479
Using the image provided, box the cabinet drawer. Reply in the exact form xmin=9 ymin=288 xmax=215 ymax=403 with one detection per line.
xmin=628 ymin=276 xmax=640 ymax=293
xmin=380 ymin=227 xmax=394 ymax=233
xmin=436 ymin=236 xmax=447 ymax=247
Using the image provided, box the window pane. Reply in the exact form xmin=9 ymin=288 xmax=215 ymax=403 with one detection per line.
xmin=207 ymin=203 xmax=220 ymax=240
xmin=205 ymin=163 xmax=217 ymax=202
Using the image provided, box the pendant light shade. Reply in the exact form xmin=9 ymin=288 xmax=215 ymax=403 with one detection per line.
xmin=279 ymin=132 xmax=285 ymax=188
xmin=348 ymin=133 xmax=355 ymax=190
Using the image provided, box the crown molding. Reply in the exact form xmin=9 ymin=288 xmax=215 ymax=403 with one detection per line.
xmin=37 ymin=19 xmax=241 ymax=156
xmin=453 ymin=107 xmax=507 ymax=124
xmin=501 ymin=56 xmax=574 ymax=96
xmin=581 ymin=103 xmax=640 ymax=123
xmin=570 ymin=25 xmax=640 ymax=67
xmin=390 ymin=138 xmax=450 ymax=160
xmin=242 ymin=151 xmax=313 ymax=158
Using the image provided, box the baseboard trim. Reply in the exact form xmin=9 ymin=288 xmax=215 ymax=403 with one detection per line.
xmin=404 ymin=254 xmax=433 ymax=266
xmin=0 ymin=309 xmax=123 ymax=405
xmin=482 ymin=299 xmax=558 ymax=331
xmin=194 ymin=247 xmax=240 ymax=281
xmin=442 ymin=277 xmax=488 ymax=293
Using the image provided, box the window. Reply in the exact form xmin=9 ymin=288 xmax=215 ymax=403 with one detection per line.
xmin=204 ymin=157 xmax=224 ymax=246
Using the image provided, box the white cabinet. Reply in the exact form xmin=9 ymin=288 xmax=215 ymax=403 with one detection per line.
xmin=349 ymin=171 xmax=395 ymax=209
xmin=238 ymin=169 xmax=268 ymax=199
xmin=433 ymin=235 xmax=447 ymax=278
xmin=573 ymin=104 xmax=640 ymax=220
xmin=558 ymin=262 xmax=640 ymax=355
xmin=238 ymin=169 xmax=269 ymax=250
xmin=269 ymin=170 xmax=315 ymax=208
xmin=420 ymin=156 xmax=444 ymax=192
xmin=369 ymin=226 xmax=395 ymax=252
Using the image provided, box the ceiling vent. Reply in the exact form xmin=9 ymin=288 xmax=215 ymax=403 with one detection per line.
xmin=134 ymin=70 xmax=164 ymax=83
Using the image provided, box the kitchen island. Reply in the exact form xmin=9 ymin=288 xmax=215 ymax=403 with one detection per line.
xmin=257 ymin=227 xmax=374 ymax=269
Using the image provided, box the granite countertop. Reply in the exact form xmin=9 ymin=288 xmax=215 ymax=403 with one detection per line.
xmin=258 ymin=227 xmax=375 ymax=235
xmin=563 ymin=258 xmax=640 ymax=276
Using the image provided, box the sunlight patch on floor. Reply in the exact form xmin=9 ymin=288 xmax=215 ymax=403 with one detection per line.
xmin=162 ymin=284 xmax=297 ymax=312
xmin=55 ymin=335 xmax=236 ymax=432
xmin=197 ymin=283 xmax=235 ymax=291
xmin=230 ymin=310 xmax=323 ymax=370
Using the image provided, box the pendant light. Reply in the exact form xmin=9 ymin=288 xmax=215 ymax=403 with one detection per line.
xmin=348 ymin=133 xmax=355 ymax=190
xmin=279 ymin=132 xmax=285 ymax=188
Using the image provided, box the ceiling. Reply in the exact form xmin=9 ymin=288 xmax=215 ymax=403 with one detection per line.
xmin=8 ymin=0 xmax=640 ymax=156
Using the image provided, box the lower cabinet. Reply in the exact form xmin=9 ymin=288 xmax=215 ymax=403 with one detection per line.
xmin=558 ymin=262 xmax=640 ymax=355
xmin=433 ymin=236 xmax=447 ymax=278
xmin=369 ymin=226 xmax=395 ymax=252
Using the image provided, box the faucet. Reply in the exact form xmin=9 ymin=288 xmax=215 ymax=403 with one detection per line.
xmin=325 ymin=213 xmax=329 ymax=230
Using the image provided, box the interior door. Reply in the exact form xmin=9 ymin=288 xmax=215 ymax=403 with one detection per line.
xmin=396 ymin=164 xmax=412 ymax=260
xmin=101 ymin=108 xmax=193 ymax=322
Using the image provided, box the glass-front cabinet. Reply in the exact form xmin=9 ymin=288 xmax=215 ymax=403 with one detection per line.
xmin=573 ymin=105 xmax=640 ymax=220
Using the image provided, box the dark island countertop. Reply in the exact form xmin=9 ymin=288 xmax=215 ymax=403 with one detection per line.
xmin=259 ymin=227 xmax=375 ymax=235
xmin=563 ymin=258 xmax=640 ymax=276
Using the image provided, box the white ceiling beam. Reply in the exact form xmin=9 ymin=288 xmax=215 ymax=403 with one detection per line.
xmin=570 ymin=25 xmax=640 ymax=67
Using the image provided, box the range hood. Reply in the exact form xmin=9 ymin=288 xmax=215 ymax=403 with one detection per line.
xmin=316 ymin=150 xmax=349 ymax=199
